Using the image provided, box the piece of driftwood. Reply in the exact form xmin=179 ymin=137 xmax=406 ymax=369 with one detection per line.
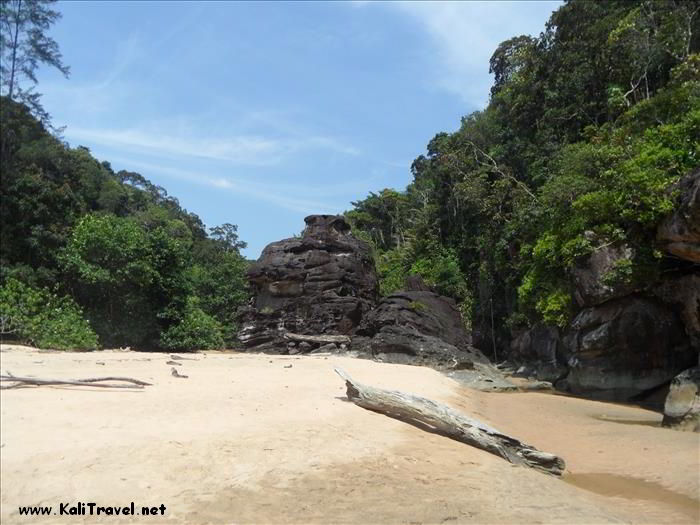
xmin=0 ymin=373 xmax=151 ymax=389
xmin=284 ymin=332 xmax=350 ymax=344
xmin=170 ymin=354 xmax=198 ymax=361
xmin=334 ymin=367 xmax=565 ymax=475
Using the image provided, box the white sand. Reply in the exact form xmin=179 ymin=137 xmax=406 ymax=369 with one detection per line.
xmin=1 ymin=345 xmax=698 ymax=524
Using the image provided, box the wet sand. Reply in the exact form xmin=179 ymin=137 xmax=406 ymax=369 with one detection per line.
xmin=1 ymin=345 xmax=698 ymax=524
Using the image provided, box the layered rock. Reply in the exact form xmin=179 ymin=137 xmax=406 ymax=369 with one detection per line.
xmin=237 ymin=215 xmax=378 ymax=351
xmin=662 ymin=367 xmax=700 ymax=432
xmin=657 ymin=168 xmax=700 ymax=263
xmin=352 ymin=290 xmax=488 ymax=369
xmin=561 ymin=296 xmax=694 ymax=401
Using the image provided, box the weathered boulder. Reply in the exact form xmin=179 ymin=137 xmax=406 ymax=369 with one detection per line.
xmin=237 ymin=215 xmax=378 ymax=351
xmin=352 ymin=290 xmax=488 ymax=369
xmin=562 ymin=296 xmax=694 ymax=401
xmin=571 ymin=233 xmax=636 ymax=307
xmin=662 ymin=367 xmax=700 ymax=432
xmin=653 ymin=273 xmax=700 ymax=352
xmin=509 ymin=323 xmax=568 ymax=383
xmin=657 ymin=168 xmax=700 ymax=263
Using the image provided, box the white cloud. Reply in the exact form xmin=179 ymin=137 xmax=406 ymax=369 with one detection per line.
xmin=102 ymin=156 xmax=340 ymax=215
xmin=66 ymin=124 xmax=359 ymax=167
xmin=377 ymin=1 xmax=561 ymax=106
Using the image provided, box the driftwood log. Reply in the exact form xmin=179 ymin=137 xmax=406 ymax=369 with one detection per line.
xmin=334 ymin=367 xmax=565 ymax=475
xmin=0 ymin=373 xmax=152 ymax=389
xmin=284 ymin=332 xmax=351 ymax=344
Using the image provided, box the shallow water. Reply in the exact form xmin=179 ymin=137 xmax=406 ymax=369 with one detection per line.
xmin=591 ymin=414 xmax=662 ymax=427
xmin=564 ymin=473 xmax=700 ymax=520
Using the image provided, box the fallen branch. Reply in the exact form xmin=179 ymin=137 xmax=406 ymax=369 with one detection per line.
xmin=334 ymin=367 xmax=565 ymax=475
xmin=284 ymin=332 xmax=350 ymax=344
xmin=0 ymin=373 xmax=152 ymax=389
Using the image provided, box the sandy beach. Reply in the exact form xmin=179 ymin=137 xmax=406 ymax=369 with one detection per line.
xmin=1 ymin=345 xmax=698 ymax=524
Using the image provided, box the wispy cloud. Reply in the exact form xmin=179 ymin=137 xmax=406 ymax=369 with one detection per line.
xmin=102 ymin=156 xmax=340 ymax=214
xmin=66 ymin=124 xmax=359 ymax=166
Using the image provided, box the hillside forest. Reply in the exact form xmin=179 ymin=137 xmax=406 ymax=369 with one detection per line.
xmin=1 ymin=0 xmax=698 ymax=355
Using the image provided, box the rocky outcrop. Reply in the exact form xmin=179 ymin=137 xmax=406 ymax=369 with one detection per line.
xmin=237 ymin=215 xmax=378 ymax=351
xmin=561 ymin=296 xmax=694 ymax=401
xmin=505 ymin=170 xmax=700 ymax=401
xmin=571 ymin=233 xmax=636 ymax=307
xmin=509 ymin=324 xmax=567 ymax=383
xmin=237 ymin=217 xmax=490 ymax=371
xmin=657 ymin=168 xmax=700 ymax=263
xmin=653 ymin=273 xmax=700 ymax=352
xmin=662 ymin=367 xmax=700 ymax=432
xmin=351 ymin=291 xmax=488 ymax=369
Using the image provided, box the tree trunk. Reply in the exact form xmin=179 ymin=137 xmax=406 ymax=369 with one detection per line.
xmin=284 ymin=332 xmax=350 ymax=344
xmin=334 ymin=367 xmax=565 ymax=475
xmin=1 ymin=374 xmax=152 ymax=389
xmin=8 ymin=0 xmax=22 ymax=100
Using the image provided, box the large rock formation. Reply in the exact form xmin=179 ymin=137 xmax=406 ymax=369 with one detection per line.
xmin=509 ymin=324 xmax=567 ymax=383
xmin=237 ymin=215 xmax=378 ymax=351
xmin=506 ymin=169 xmax=700 ymax=401
xmin=657 ymin=168 xmax=700 ymax=263
xmin=653 ymin=273 xmax=700 ymax=352
xmin=561 ymin=296 xmax=694 ymax=401
xmin=662 ymin=367 xmax=700 ymax=432
xmin=237 ymin=218 xmax=491 ymax=371
xmin=352 ymin=290 xmax=488 ymax=369
xmin=571 ymin=233 xmax=637 ymax=307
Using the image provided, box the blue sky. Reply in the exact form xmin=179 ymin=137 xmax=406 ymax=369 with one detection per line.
xmin=39 ymin=0 xmax=560 ymax=258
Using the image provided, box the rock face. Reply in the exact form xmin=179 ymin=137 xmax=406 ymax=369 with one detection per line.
xmin=662 ymin=367 xmax=700 ymax=432
xmin=657 ymin=168 xmax=700 ymax=263
xmin=562 ymin=296 xmax=694 ymax=401
xmin=237 ymin=215 xmax=378 ymax=351
xmin=571 ymin=234 xmax=636 ymax=307
xmin=352 ymin=291 xmax=488 ymax=369
xmin=238 ymin=216 xmax=489 ymax=371
xmin=509 ymin=324 xmax=567 ymax=383
xmin=653 ymin=273 xmax=700 ymax=352
xmin=505 ymin=170 xmax=700 ymax=401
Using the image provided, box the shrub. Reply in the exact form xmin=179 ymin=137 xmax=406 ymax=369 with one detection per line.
xmin=409 ymin=301 xmax=426 ymax=312
xmin=160 ymin=297 xmax=225 ymax=351
xmin=0 ymin=278 xmax=99 ymax=350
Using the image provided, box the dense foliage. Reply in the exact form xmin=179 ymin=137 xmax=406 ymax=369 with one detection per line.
xmin=347 ymin=0 xmax=699 ymax=356
xmin=0 ymin=98 xmax=250 ymax=350
xmin=0 ymin=277 xmax=98 ymax=350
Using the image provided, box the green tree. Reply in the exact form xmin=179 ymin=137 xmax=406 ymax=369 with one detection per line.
xmin=209 ymin=223 xmax=247 ymax=252
xmin=60 ymin=214 xmax=192 ymax=348
xmin=0 ymin=0 xmax=70 ymax=124
xmin=347 ymin=0 xmax=699 ymax=358
xmin=191 ymin=227 xmax=249 ymax=346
